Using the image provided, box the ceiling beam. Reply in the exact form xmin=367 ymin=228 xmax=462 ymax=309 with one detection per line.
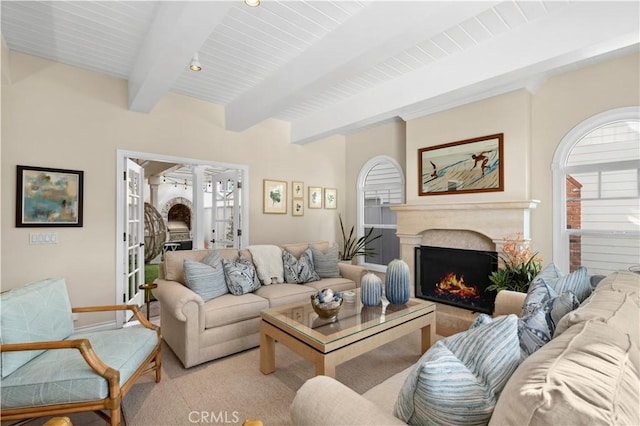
xmin=128 ymin=2 xmax=235 ymax=112
xmin=290 ymin=1 xmax=640 ymax=144
xmin=224 ymin=1 xmax=499 ymax=132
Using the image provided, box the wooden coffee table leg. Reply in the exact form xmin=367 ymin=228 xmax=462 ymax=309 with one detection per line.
xmin=260 ymin=322 xmax=275 ymax=374
xmin=315 ymin=358 xmax=336 ymax=378
xmin=421 ymin=317 xmax=436 ymax=353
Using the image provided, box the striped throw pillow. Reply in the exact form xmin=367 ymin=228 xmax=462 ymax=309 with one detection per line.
xmin=394 ymin=315 xmax=521 ymax=426
xmin=310 ymin=244 xmax=341 ymax=278
xmin=183 ymin=257 xmax=228 ymax=302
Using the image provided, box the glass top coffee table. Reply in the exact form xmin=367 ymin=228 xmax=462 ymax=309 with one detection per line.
xmin=260 ymin=290 xmax=436 ymax=378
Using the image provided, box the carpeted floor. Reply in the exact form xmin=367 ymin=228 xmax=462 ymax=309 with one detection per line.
xmin=23 ymin=312 xmax=425 ymax=426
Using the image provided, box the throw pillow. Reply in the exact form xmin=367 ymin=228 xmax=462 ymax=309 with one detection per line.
xmin=310 ymin=244 xmax=341 ymax=278
xmin=394 ymin=315 xmax=521 ymax=426
xmin=282 ymin=248 xmax=320 ymax=284
xmin=183 ymin=258 xmax=228 ymax=302
xmin=222 ymin=256 xmax=261 ymax=295
xmin=518 ymin=291 xmax=579 ymax=356
xmin=526 ymin=263 xmax=592 ymax=307
xmin=522 ymin=278 xmax=558 ymax=316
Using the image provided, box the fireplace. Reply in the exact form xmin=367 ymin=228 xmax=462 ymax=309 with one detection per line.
xmin=415 ymin=245 xmax=498 ymax=314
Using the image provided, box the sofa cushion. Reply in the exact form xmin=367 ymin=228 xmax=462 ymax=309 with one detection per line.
xmin=303 ymin=277 xmax=357 ymax=293
xmin=281 ymin=241 xmax=329 ymax=259
xmin=1 ymin=326 xmax=157 ymax=409
xmin=203 ymin=293 xmax=269 ymax=329
xmin=489 ymin=320 xmax=640 ymax=426
xmin=310 ymin=244 xmax=341 ymax=278
xmin=221 ymin=256 xmax=261 ymax=295
xmin=394 ymin=315 xmax=521 ymax=426
xmin=247 ymin=245 xmax=285 ymax=285
xmin=554 ymin=271 xmax=639 ymax=349
xmin=183 ymin=256 xmax=228 ymax=302
xmin=1 ymin=278 xmax=74 ymax=378
xmin=283 ymin=248 xmax=320 ymax=284
xmin=163 ymin=249 xmax=211 ymax=283
xmin=254 ymin=284 xmax=316 ymax=308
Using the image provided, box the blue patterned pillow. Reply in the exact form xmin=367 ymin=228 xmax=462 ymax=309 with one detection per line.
xmin=183 ymin=257 xmax=228 ymax=302
xmin=518 ymin=291 xmax=579 ymax=356
xmin=283 ymin=248 xmax=320 ymax=284
xmin=222 ymin=256 xmax=261 ymax=295
xmin=394 ymin=315 xmax=521 ymax=426
xmin=310 ymin=244 xmax=341 ymax=278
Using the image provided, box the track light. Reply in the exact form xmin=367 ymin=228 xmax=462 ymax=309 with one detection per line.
xmin=244 ymin=0 xmax=260 ymax=7
xmin=189 ymin=52 xmax=202 ymax=72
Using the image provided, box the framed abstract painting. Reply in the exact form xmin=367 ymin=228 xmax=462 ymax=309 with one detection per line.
xmin=16 ymin=165 xmax=84 ymax=227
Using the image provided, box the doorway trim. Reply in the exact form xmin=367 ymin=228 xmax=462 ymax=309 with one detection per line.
xmin=115 ymin=149 xmax=250 ymax=327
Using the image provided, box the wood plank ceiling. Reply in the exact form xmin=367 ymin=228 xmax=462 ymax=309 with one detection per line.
xmin=2 ymin=1 xmax=639 ymax=144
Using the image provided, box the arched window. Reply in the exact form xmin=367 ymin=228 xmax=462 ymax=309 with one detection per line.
xmin=552 ymin=107 xmax=639 ymax=274
xmin=357 ymin=156 xmax=405 ymax=271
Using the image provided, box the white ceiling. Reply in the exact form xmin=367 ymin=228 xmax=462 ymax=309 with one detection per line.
xmin=2 ymin=1 xmax=639 ymax=144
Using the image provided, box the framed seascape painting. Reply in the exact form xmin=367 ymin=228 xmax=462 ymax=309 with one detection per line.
xmin=418 ymin=133 xmax=504 ymax=196
xmin=292 ymin=198 xmax=304 ymax=216
xmin=16 ymin=165 xmax=84 ymax=227
xmin=324 ymin=188 xmax=337 ymax=209
xmin=263 ymin=179 xmax=287 ymax=214
xmin=308 ymin=186 xmax=322 ymax=209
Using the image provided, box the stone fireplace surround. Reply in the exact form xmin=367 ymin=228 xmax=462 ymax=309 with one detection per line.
xmin=391 ymin=200 xmax=539 ymax=336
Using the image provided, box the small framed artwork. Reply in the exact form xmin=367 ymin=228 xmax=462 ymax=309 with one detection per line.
xmin=263 ymin=179 xmax=287 ymax=214
xmin=292 ymin=181 xmax=304 ymax=198
xmin=418 ymin=133 xmax=504 ymax=196
xmin=292 ymin=198 xmax=304 ymax=216
xmin=308 ymin=186 xmax=323 ymax=209
xmin=16 ymin=165 xmax=84 ymax=227
xmin=324 ymin=188 xmax=337 ymax=209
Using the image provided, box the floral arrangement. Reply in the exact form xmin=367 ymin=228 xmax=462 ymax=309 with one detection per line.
xmin=487 ymin=233 xmax=542 ymax=293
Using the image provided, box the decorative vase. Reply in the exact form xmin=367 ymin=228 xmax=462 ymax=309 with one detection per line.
xmin=385 ymin=259 xmax=410 ymax=304
xmin=360 ymin=272 xmax=382 ymax=306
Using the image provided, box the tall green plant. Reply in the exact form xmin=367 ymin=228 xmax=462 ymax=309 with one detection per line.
xmin=338 ymin=214 xmax=381 ymax=261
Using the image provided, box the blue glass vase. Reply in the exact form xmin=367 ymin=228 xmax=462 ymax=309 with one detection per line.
xmin=385 ymin=259 xmax=410 ymax=304
xmin=360 ymin=273 xmax=382 ymax=306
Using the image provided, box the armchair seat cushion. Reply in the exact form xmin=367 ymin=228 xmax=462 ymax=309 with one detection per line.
xmin=1 ymin=326 xmax=158 ymax=409
xmin=204 ymin=293 xmax=269 ymax=329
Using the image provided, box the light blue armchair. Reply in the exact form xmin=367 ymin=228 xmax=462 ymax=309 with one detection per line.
xmin=0 ymin=278 xmax=161 ymax=425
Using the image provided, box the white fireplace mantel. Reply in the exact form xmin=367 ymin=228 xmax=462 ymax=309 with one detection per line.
xmin=390 ymin=200 xmax=540 ymax=297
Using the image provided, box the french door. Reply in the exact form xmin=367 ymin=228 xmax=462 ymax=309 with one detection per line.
xmin=209 ymin=170 xmax=242 ymax=249
xmin=122 ymin=159 xmax=145 ymax=323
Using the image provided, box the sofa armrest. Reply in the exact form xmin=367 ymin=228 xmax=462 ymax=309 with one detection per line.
xmin=290 ymin=376 xmax=406 ymax=425
xmin=493 ymin=290 xmax=526 ymax=317
xmin=153 ymin=278 xmax=204 ymax=322
xmin=338 ymin=263 xmax=367 ymax=287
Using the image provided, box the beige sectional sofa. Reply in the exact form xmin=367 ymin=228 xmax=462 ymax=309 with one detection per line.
xmin=153 ymin=241 xmax=366 ymax=368
xmin=291 ymin=270 xmax=639 ymax=425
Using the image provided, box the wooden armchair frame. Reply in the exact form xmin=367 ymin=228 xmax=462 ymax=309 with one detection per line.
xmin=0 ymin=304 xmax=161 ymax=426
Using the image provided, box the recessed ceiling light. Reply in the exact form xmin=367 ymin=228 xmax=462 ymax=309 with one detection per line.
xmin=189 ymin=52 xmax=202 ymax=72
xmin=244 ymin=0 xmax=260 ymax=7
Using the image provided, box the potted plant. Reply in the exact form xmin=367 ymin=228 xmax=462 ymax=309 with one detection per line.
xmin=486 ymin=233 xmax=542 ymax=293
xmin=338 ymin=214 xmax=381 ymax=262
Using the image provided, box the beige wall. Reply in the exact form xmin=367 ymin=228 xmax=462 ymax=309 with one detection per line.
xmin=1 ymin=52 xmax=346 ymax=326
xmin=404 ymin=51 xmax=639 ymax=266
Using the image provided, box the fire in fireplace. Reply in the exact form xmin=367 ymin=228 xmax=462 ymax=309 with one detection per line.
xmin=415 ymin=245 xmax=498 ymax=314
